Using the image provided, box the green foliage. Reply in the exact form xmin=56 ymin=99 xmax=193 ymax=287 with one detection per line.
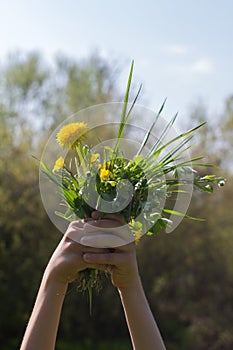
xmin=0 ymin=51 xmax=118 ymax=133
xmin=0 ymin=51 xmax=119 ymax=348
xmin=5 ymin=52 xmax=47 ymax=99
xmin=137 ymin=179 xmax=233 ymax=349
xmin=0 ymin=125 xmax=60 ymax=347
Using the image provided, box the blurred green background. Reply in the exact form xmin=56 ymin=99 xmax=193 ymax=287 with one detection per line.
xmin=0 ymin=51 xmax=232 ymax=350
xmin=0 ymin=1 xmax=233 ymax=349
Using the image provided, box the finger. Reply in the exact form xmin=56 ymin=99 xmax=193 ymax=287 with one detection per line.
xmin=84 ymin=220 xmax=133 ymax=237
xmin=66 ymin=220 xmax=84 ymax=231
xmin=65 ymin=220 xmax=84 ymax=237
xmin=102 ymin=214 xmax=125 ymax=225
xmin=82 ymin=246 xmax=109 ymax=253
xmin=64 ymin=236 xmax=109 ymax=253
xmin=84 ymin=263 xmax=113 ymax=272
xmin=83 ymin=218 xmax=94 ymax=222
xmin=65 ymin=220 xmax=87 ymax=243
xmin=64 ymin=225 xmax=108 ymax=252
xmin=84 ymin=219 xmax=120 ymax=231
xmin=83 ymin=222 xmax=134 ymax=246
xmin=91 ymin=211 xmax=125 ymax=225
xmin=83 ymin=252 xmax=127 ymax=265
xmin=91 ymin=211 xmax=101 ymax=220
xmin=83 ymin=221 xmax=103 ymax=232
xmin=80 ymin=233 xmax=127 ymax=248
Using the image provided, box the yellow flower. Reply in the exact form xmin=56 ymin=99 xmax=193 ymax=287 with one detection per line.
xmin=134 ymin=230 xmax=142 ymax=245
xmin=130 ymin=220 xmax=143 ymax=244
xmin=105 ymin=161 xmax=111 ymax=169
xmin=90 ymin=153 xmax=99 ymax=163
xmin=56 ymin=122 xmax=88 ymax=149
xmin=100 ymin=168 xmax=110 ymax=180
xmin=53 ymin=157 xmax=65 ymax=170
xmin=99 ymin=161 xmax=111 ymax=170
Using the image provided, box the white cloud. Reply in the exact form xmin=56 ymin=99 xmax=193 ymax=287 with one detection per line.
xmin=164 ymin=44 xmax=189 ymax=55
xmin=191 ymin=58 xmax=214 ymax=73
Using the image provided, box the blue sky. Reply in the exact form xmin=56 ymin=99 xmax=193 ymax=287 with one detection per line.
xmin=0 ymin=0 xmax=232 ymax=122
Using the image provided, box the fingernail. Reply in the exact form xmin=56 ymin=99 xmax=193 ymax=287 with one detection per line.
xmin=83 ymin=253 xmax=92 ymax=262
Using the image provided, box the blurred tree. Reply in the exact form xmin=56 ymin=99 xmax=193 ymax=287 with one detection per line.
xmin=0 ymin=50 xmax=120 ymax=349
xmin=0 ymin=51 xmax=119 ymax=134
xmin=137 ymin=178 xmax=233 ymax=349
xmin=136 ymin=102 xmax=233 ymax=349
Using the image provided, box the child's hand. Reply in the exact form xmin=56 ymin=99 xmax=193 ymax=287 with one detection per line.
xmin=82 ymin=212 xmax=140 ymax=290
xmin=44 ymin=221 xmax=107 ymax=285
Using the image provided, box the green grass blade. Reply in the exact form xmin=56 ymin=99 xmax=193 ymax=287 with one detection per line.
xmin=160 ymin=136 xmax=194 ymax=165
xmin=123 ymin=83 xmax=142 ymax=126
xmin=117 ymin=60 xmax=134 ymax=140
xmin=114 ymin=60 xmax=142 ymax=158
xmin=88 ymin=284 xmax=93 ymax=315
xmin=147 ymin=112 xmax=179 ymax=158
xmin=148 ymin=121 xmax=206 ymax=161
xmin=137 ymin=98 xmax=167 ymax=156
xmin=162 ymin=208 xmax=205 ymax=221
xmin=144 ymin=139 xmax=195 ymax=174
xmin=55 ymin=211 xmax=74 ymax=222
xmin=40 ymin=161 xmax=65 ymax=189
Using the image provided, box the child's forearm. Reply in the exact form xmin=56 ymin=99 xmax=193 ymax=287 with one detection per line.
xmin=118 ymin=277 xmax=166 ymax=350
xmin=20 ymin=273 xmax=68 ymax=350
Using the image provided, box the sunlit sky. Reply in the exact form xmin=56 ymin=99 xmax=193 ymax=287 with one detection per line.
xmin=0 ymin=0 xmax=232 ymax=121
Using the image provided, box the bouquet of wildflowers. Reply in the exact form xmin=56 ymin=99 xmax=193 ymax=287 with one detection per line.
xmin=40 ymin=61 xmax=224 ymax=307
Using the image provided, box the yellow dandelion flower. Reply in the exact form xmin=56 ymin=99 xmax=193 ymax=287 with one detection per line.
xmin=56 ymin=122 xmax=88 ymax=149
xmin=53 ymin=156 xmax=65 ymax=170
xmin=99 ymin=161 xmax=111 ymax=170
xmin=105 ymin=161 xmax=111 ymax=169
xmin=100 ymin=168 xmax=110 ymax=180
xmin=90 ymin=153 xmax=99 ymax=163
xmin=130 ymin=220 xmax=143 ymax=244
xmin=134 ymin=230 xmax=142 ymax=245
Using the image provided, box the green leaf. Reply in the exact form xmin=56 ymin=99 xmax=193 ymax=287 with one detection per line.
xmin=148 ymin=121 xmax=206 ymax=161
xmin=147 ymin=217 xmax=172 ymax=235
xmin=162 ymin=208 xmax=205 ymax=221
xmin=200 ymin=175 xmax=216 ymax=180
xmin=114 ymin=60 xmax=142 ymax=156
xmin=147 ymin=111 xmax=178 ymax=158
xmin=55 ymin=211 xmax=74 ymax=222
xmin=133 ymin=155 xmax=144 ymax=164
xmin=137 ymin=99 xmax=167 ymax=156
xmin=117 ymin=60 xmax=134 ymax=139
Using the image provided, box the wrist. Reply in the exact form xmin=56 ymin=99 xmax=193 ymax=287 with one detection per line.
xmin=117 ymin=273 xmax=142 ymax=295
xmin=42 ymin=268 xmax=69 ymax=293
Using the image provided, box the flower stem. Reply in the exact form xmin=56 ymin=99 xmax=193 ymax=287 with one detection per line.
xmin=76 ymin=146 xmax=88 ymax=173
